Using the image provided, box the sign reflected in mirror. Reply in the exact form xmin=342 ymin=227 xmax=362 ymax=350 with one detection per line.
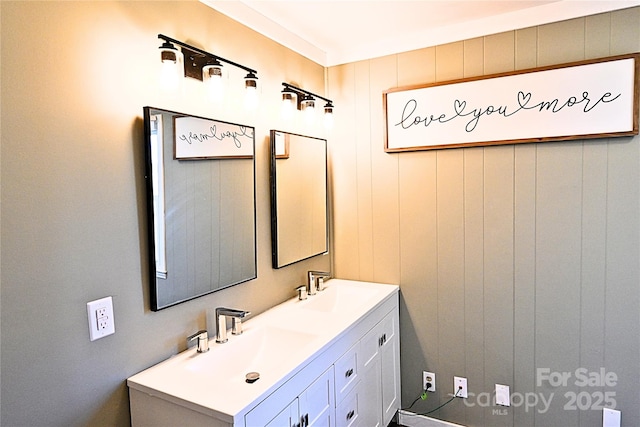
xmin=144 ymin=107 xmax=257 ymax=310
xmin=270 ymin=130 xmax=328 ymax=268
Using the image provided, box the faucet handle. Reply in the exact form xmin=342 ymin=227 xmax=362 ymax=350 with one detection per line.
xmin=317 ymin=276 xmax=327 ymax=292
xmin=188 ymin=330 xmax=209 ymax=353
xmin=296 ymin=285 xmax=308 ymax=300
xmin=232 ymin=317 xmax=247 ymax=336
xmin=231 ymin=311 xmax=250 ymax=336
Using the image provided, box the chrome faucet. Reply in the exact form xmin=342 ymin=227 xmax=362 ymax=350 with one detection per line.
xmin=188 ymin=330 xmax=209 ymax=353
xmin=307 ymin=271 xmax=331 ymax=295
xmin=215 ymin=307 xmax=250 ymax=343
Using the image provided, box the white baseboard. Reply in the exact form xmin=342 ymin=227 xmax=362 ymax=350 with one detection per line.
xmin=397 ymin=409 xmax=466 ymax=427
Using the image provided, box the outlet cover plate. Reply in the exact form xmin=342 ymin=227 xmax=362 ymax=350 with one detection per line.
xmin=423 ymin=371 xmax=435 ymax=392
xmin=496 ymin=384 xmax=510 ymax=406
xmin=87 ymin=296 xmax=115 ymax=341
xmin=454 ymin=376 xmax=468 ymax=398
xmin=603 ymin=408 xmax=621 ymax=427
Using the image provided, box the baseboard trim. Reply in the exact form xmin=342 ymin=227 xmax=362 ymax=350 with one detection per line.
xmin=397 ymin=409 xmax=466 ymax=427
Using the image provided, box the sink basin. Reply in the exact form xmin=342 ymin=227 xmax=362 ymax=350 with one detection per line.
xmin=298 ymin=282 xmax=380 ymax=313
xmin=182 ymin=325 xmax=319 ymax=384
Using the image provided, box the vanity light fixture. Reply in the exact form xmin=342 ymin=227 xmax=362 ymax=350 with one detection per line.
xmin=281 ymin=83 xmax=335 ymax=128
xmin=157 ymin=34 xmax=259 ymax=106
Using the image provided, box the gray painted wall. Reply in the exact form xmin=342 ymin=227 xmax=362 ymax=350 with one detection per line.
xmin=329 ymin=7 xmax=640 ymax=427
xmin=1 ymin=2 xmax=329 ymax=426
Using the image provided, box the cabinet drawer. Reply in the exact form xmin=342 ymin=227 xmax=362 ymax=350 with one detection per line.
xmin=334 ymin=343 xmax=359 ymax=402
xmin=336 ymin=387 xmax=360 ymax=427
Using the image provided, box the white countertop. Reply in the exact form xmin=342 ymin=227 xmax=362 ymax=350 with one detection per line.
xmin=127 ymin=279 xmax=398 ymax=423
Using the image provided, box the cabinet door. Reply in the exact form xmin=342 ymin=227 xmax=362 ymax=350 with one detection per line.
xmin=358 ymin=357 xmax=382 ymax=427
xmin=379 ymin=312 xmax=400 ymax=426
xmin=299 ymin=367 xmax=334 ymax=427
xmin=359 ymin=319 xmax=384 ymax=426
xmin=358 ymin=310 xmax=401 ymax=427
xmin=360 ymin=320 xmax=382 ymax=372
xmin=265 ymin=400 xmax=299 ymax=427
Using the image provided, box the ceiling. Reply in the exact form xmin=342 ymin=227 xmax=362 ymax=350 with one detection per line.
xmin=202 ymin=0 xmax=640 ymax=66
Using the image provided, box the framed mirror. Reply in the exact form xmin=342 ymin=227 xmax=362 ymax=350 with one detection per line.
xmin=143 ymin=107 xmax=256 ymax=310
xmin=270 ymin=130 xmax=328 ymax=268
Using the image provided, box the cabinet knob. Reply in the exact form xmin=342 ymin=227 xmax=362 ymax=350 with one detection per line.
xmin=345 ymin=368 xmax=354 ymax=378
xmin=346 ymin=409 xmax=355 ymax=420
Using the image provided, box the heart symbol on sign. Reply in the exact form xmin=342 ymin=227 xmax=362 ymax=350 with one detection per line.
xmin=518 ymin=91 xmax=532 ymax=106
xmin=454 ymin=99 xmax=467 ymax=112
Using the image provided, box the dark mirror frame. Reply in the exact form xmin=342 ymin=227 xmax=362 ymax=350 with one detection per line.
xmin=269 ymin=130 xmax=328 ymax=268
xmin=143 ymin=107 xmax=257 ymax=310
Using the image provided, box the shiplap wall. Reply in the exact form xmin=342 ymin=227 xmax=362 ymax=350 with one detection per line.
xmin=329 ymin=8 xmax=640 ymax=427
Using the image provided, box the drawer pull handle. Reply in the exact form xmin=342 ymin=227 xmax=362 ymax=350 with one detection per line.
xmin=346 ymin=410 xmax=355 ymax=420
xmin=379 ymin=333 xmax=388 ymax=347
xmin=298 ymin=413 xmax=308 ymax=427
xmin=345 ymin=368 xmax=354 ymax=378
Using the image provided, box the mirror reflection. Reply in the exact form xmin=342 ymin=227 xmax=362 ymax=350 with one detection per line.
xmin=144 ymin=107 xmax=257 ymax=310
xmin=270 ymin=130 xmax=328 ymax=268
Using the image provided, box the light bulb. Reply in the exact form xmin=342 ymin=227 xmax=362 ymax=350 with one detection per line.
xmin=302 ymin=96 xmax=315 ymax=124
xmin=323 ymin=103 xmax=334 ymax=129
xmin=158 ymin=42 xmax=182 ymax=92
xmin=244 ymin=73 xmax=259 ymax=111
xmin=203 ymin=63 xmax=224 ymax=103
xmin=281 ymin=91 xmax=297 ymax=120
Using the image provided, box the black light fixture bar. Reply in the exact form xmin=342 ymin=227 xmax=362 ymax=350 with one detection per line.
xmin=158 ymin=34 xmax=258 ymax=81
xmin=282 ymin=82 xmax=333 ymax=106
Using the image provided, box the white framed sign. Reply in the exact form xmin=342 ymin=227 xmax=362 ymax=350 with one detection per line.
xmin=384 ymin=54 xmax=639 ymax=152
xmin=174 ymin=115 xmax=254 ymax=159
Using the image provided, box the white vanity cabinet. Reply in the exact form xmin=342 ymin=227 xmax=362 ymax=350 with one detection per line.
xmin=128 ymin=279 xmax=400 ymax=427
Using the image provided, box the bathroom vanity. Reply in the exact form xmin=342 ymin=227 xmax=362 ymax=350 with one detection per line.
xmin=127 ymin=279 xmax=400 ymax=426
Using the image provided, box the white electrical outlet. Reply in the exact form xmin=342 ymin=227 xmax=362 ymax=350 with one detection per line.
xmin=423 ymin=371 xmax=435 ymax=392
xmin=496 ymin=384 xmax=510 ymax=406
xmin=87 ymin=296 xmax=115 ymax=341
xmin=454 ymin=376 xmax=468 ymax=398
